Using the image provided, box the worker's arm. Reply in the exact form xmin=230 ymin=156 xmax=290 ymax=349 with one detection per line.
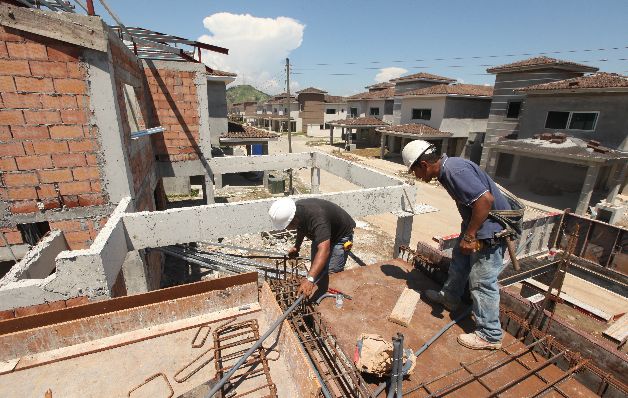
xmin=297 ymin=239 xmax=330 ymax=298
xmin=460 ymin=192 xmax=494 ymax=255
xmin=288 ymin=230 xmax=305 ymax=258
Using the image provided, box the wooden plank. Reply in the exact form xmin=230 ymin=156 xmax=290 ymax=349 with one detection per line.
xmin=603 ymin=313 xmax=628 ymax=344
xmin=0 ymin=4 xmax=108 ymax=52
xmin=387 ymin=287 xmax=421 ymax=327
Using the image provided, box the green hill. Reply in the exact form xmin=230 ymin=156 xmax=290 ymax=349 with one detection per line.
xmin=227 ymin=85 xmax=270 ymax=106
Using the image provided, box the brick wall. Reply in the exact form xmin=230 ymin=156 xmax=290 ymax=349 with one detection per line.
xmin=0 ymin=26 xmax=111 ymax=250
xmin=144 ymin=66 xmax=201 ymax=162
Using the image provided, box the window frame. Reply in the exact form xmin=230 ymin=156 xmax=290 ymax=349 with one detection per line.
xmin=544 ymin=110 xmax=599 ymax=131
xmin=369 ymin=107 xmax=380 ymax=116
xmin=412 ymin=108 xmax=432 ymax=120
xmin=350 ymin=107 xmax=358 ymax=117
xmin=505 ymin=101 xmax=522 ymax=119
xmin=325 ymin=108 xmax=337 ymax=115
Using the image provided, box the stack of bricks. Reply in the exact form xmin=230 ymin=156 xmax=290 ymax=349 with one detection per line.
xmin=144 ymin=67 xmax=201 ymax=162
xmin=0 ymin=26 xmax=108 ymax=249
xmin=0 ymin=296 xmax=88 ymax=321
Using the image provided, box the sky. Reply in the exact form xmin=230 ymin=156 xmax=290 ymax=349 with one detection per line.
xmin=97 ymin=0 xmax=628 ymax=96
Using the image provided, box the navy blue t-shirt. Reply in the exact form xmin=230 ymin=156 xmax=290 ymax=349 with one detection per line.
xmin=437 ymin=155 xmax=511 ymax=239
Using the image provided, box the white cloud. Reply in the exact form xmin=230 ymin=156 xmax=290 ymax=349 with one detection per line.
xmin=456 ymin=77 xmax=465 ymax=84
xmin=374 ymin=67 xmax=407 ymax=83
xmin=198 ymin=13 xmax=305 ymax=93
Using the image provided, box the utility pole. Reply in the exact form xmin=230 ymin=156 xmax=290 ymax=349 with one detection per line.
xmin=285 ymin=58 xmax=293 ymax=193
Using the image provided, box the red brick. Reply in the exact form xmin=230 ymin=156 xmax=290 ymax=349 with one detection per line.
xmin=0 ymin=75 xmax=15 ymax=91
xmin=38 ymin=169 xmax=73 ymax=183
xmin=24 ymin=110 xmax=61 ymax=124
xmin=90 ymin=180 xmax=102 ymax=193
xmin=6 ymin=42 xmax=47 ymax=60
xmin=41 ymin=197 xmax=61 ymax=210
xmin=16 ymin=155 xmax=52 ymax=170
xmin=68 ymin=241 xmax=89 ymax=250
xmin=60 ymin=109 xmax=88 ymax=124
xmin=61 ymin=195 xmax=80 ymax=208
xmin=36 ymin=184 xmax=57 ymax=199
xmin=59 ymin=181 xmax=90 ymax=195
xmin=85 ymin=153 xmax=98 ymax=166
xmin=0 ymin=59 xmax=30 ymax=75
xmin=10 ymin=125 xmax=49 ymax=139
xmin=0 ymin=158 xmax=17 ymax=171
xmin=52 ymin=153 xmax=86 ymax=167
xmin=68 ymin=139 xmax=95 ymax=152
xmin=1 ymin=92 xmax=41 ymax=109
xmin=66 ymin=63 xmax=84 ymax=79
xmin=33 ymin=140 xmax=68 ymax=154
xmin=29 ymin=61 xmax=68 ymax=78
xmin=72 ymin=166 xmax=99 ymax=181
xmin=0 ymin=26 xmax=23 ymax=42
xmin=53 ymin=78 xmax=86 ymax=95
xmin=2 ymin=172 xmax=38 ymax=187
xmin=7 ymin=186 xmax=37 ymax=200
xmin=63 ymin=230 xmax=91 ymax=243
xmin=46 ymin=44 xmax=81 ymax=62
xmin=4 ymin=230 xmax=23 ymax=244
xmin=41 ymin=94 xmax=77 ymax=109
xmin=65 ymin=296 xmax=89 ymax=307
xmin=0 ymin=309 xmax=14 ymax=321
xmin=49 ymin=124 xmax=83 ymax=139
xmin=0 ymin=142 xmax=24 ymax=156
xmin=0 ymin=110 xmax=25 ymax=125
xmin=49 ymin=219 xmax=83 ymax=231
xmin=78 ymin=193 xmax=106 ymax=206
xmin=10 ymin=200 xmax=38 ymax=214
xmin=22 ymin=142 xmax=34 ymax=155
xmin=0 ymin=126 xmax=10 ymax=140
xmin=15 ymin=77 xmax=53 ymax=92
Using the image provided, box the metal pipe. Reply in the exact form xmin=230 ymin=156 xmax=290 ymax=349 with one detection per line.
xmin=387 ymin=336 xmax=401 ymax=398
xmin=396 ymin=334 xmax=404 ymax=398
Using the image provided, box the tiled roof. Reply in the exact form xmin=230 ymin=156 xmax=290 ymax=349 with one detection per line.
xmin=401 ymin=84 xmax=493 ymax=97
xmin=390 ymin=72 xmax=455 ymax=83
xmin=348 ymin=87 xmax=395 ymax=100
xmin=486 ymin=56 xmax=598 ymax=74
xmin=517 ymin=72 xmax=628 ymax=92
xmin=487 ymin=137 xmax=626 ymax=162
xmin=222 ymin=122 xmax=279 ymax=139
xmin=297 ymin=87 xmax=327 ymax=94
xmin=328 ymin=117 xmax=389 ymax=127
xmin=207 ymin=68 xmax=237 ymax=77
xmin=366 ymin=82 xmax=394 ymax=90
xmin=377 ymin=123 xmax=452 ymax=137
xmin=324 ymin=95 xmax=347 ymax=103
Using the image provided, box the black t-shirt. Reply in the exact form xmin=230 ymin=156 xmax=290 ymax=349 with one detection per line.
xmin=295 ymin=198 xmax=356 ymax=246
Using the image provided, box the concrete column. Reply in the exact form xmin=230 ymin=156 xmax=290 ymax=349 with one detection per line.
xmin=388 ymin=135 xmax=397 ymax=154
xmin=485 ymin=151 xmax=499 ymax=177
xmin=508 ymin=154 xmax=521 ymax=181
xmin=341 ymin=127 xmax=345 ymax=145
xmin=262 ymin=143 xmax=269 ymax=189
xmin=400 ymin=137 xmax=407 ymax=151
xmin=441 ymin=138 xmax=449 ymax=156
xmin=311 ymin=167 xmax=321 ymax=194
xmin=329 ymin=126 xmax=334 ymax=145
xmin=380 ymin=133 xmax=386 ymax=159
xmin=203 ymin=174 xmax=215 ymax=204
xmin=606 ymin=162 xmax=627 ymax=203
xmin=575 ymin=165 xmax=600 ymax=215
xmin=393 ymin=212 xmax=413 ymax=258
xmin=214 ymin=173 xmax=223 ymax=189
xmin=121 ymin=250 xmax=149 ymax=294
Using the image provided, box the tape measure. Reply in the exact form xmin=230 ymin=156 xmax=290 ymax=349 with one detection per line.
xmin=343 ymin=240 xmax=353 ymax=251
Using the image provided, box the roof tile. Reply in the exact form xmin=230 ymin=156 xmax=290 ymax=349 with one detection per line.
xmin=377 ymin=123 xmax=452 ymax=137
xmin=222 ymin=122 xmax=279 ymax=139
xmin=328 ymin=117 xmax=389 ymax=127
xmin=401 ymin=84 xmax=493 ymax=97
xmin=486 ymin=56 xmax=598 ymax=74
xmin=390 ymin=72 xmax=456 ymax=83
xmin=518 ymin=72 xmax=628 ymax=92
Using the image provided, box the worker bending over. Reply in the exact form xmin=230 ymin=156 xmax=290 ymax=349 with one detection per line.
xmin=269 ymin=197 xmax=355 ymax=298
xmin=402 ymin=140 xmax=515 ymax=350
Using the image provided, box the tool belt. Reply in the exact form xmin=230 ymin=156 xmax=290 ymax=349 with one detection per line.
xmin=489 ymin=185 xmax=526 ymax=240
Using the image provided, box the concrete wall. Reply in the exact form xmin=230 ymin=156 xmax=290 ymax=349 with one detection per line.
xmin=393 ymin=80 xmax=443 ymax=94
xmin=480 ymin=69 xmax=583 ymax=168
xmin=518 ymin=92 xmax=628 ymax=150
xmin=397 ymin=97 xmax=446 ymax=126
xmin=207 ymin=79 xmax=228 ymax=147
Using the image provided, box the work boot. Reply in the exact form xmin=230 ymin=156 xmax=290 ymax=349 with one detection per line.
xmin=423 ymin=290 xmax=458 ymax=311
xmin=457 ymin=333 xmax=502 ymax=350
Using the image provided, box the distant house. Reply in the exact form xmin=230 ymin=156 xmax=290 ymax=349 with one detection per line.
xmin=480 ymin=56 xmax=628 ymax=215
xmin=346 ymin=83 xmax=395 ymax=123
xmin=249 ymin=93 xmax=299 ymax=132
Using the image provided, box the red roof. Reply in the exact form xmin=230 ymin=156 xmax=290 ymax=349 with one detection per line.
xmin=328 ymin=117 xmax=389 ymax=127
xmin=366 ymin=82 xmax=395 ymax=90
xmin=486 ymin=56 xmax=598 ymax=74
xmin=324 ymin=95 xmax=347 ymax=103
xmin=296 ymin=87 xmax=327 ymax=94
xmin=390 ymin=72 xmax=455 ymax=83
xmin=401 ymin=84 xmax=493 ymax=97
xmin=207 ymin=68 xmax=237 ymax=77
xmin=348 ymin=87 xmax=395 ymax=100
xmin=517 ymin=72 xmax=628 ymax=92
xmin=377 ymin=123 xmax=452 ymax=137
xmin=222 ymin=122 xmax=279 ymax=139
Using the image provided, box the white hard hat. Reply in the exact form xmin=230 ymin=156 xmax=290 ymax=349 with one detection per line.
xmin=401 ymin=140 xmax=436 ymax=171
xmin=268 ymin=198 xmax=297 ymax=230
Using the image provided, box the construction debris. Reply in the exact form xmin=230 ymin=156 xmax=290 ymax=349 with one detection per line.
xmin=387 ymin=287 xmax=421 ymax=327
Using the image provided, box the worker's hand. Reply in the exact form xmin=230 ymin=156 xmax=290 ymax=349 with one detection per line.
xmin=297 ymin=278 xmax=317 ymax=298
xmin=459 ymin=238 xmax=479 ymax=255
xmin=287 ymin=246 xmax=300 ymax=259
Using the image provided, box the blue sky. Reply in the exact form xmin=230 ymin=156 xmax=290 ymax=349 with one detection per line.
xmin=99 ymin=0 xmax=628 ymax=96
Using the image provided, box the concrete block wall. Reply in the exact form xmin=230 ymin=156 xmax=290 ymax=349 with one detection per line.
xmin=0 ymin=24 xmax=110 ymax=251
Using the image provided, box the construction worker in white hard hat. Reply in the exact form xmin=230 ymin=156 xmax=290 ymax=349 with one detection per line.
xmin=402 ymin=139 xmax=513 ymax=350
xmin=269 ymin=197 xmax=355 ymax=298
